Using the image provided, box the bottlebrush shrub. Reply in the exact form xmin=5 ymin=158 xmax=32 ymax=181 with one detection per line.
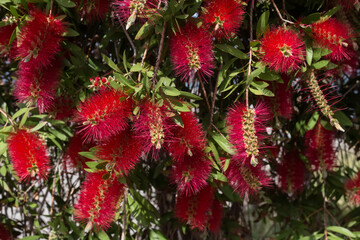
xmin=226 ymin=101 xmax=270 ymax=166
xmin=169 ymin=22 xmax=215 ymax=81
xmin=175 ymin=184 xmax=214 ymax=231
xmin=75 ymin=0 xmax=111 ymax=22
xmin=166 ymin=111 xmax=206 ymax=161
xmin=170 ymin=149 xmax=211 ymax=195
xmin=16 ymin=10 xmax=66 ymax=69
xmin=345 ymin=171 xmax=360 ymax=205
xmin=95 ymin=128 xmax=143 ymax=176
xmin=304 ymin=70 xmax=343 ymax=132
xmin=74 ymin=171 xmax=125 ymax=231
xmin=64 ymin=133 xmax=95 ymax=170
xmin=74 ymin=88 xmax=133 ymax=142
xmin=277 ymin=150 xmax=306 ymax=194
xmin=311 ymin=18 xmax=353 ymax=62
xmin=226 ymin=160 xmax=271 ymax=196
xmin=134 ymin=100 xmax=173 ymax=158
xmin=259 ymin=27 xmax=305 ymax=73
xmin=200 ymin=0 xmax=245 ymax=40
xmin=271 ymin=78 xmax=294 ymax=119
xmin=7 ymin=128 xmax=50 ymax=181
xmin=113 ymin=0 xmax=160 ymax=29
xmin=0 ymin=23 xmax=17 ymax=58
xmin=305 ymin=122 xmax=336 ymax=171
xmin=13 ymin=59 xmax=63 ymax=113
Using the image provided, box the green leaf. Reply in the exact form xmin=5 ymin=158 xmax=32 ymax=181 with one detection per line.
xmin=306 ymin=46 xmax=313 ymax=66
xmin=79 ymin=152 xmax=97 ymax=161
xmin=327 ymin=226 xmax=356 ymax=238
xmin=102 ymin=53 xmax=121 ymax=72
xmin=113 ymin=72 xmax=136 ymax=88
xmin=334 ymin=111 xmax=353 ymax=127
xmin=215 ymin=44 xmax=248 ymax=59
xmin=150 ymin=230 xmax=167 ymax=240
xmin=31 ymin=121 xmax=48 ymax=132
xmin=250 ymin=80 xmax=269 ymax=89
xmin=313 ymin=60 xmax=330 ymax=69
xmin=0 ymin=142 xmax=7 ymax=156
xmin=64 ymin=28 xmax=79 ymax=37
xmin=306 ymin=111 xmax=319 ymax=131
xmin=302 ymin=13 xmax=321 ymax=24
xmin=211 ymin=132 xmax=235 ymax=155
xmin=162 ymin=86 xmax=181 ymax=96
xmin=249 ymin=87 xmax=274 ymax=97
xmin=84 ymin=161 xmax=98 ymax=170
xmin=12 ymin=107 xmax=34 ymax=120
xmin=258 ymin=69 xmax=280 ymax=81
xmin=19 ymin=107 xmax=31 ymax=128
xmin=55 ymin=0 xmax=76 ymax=8
xmin=323 ymin=6 xmax=340 ymax=18
xmin=135 ymin=22 xmax=154 ymax=40
xmin=97 ymin=229 xmax=111 ymax=240
xmin=256 ymin=10 xmax=269 ymax=38
xmin=179 ymin=91 xmax=202 ymax=100
xmin=211 ymin=172 xmax=227 ymax=182
xmin=130 ymin=63 xmax=143 ymax=72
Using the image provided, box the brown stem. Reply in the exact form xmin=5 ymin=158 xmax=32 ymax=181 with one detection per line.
xmin=112 ymin=17 xmax=121 ymax=65
xmin=152 ymin=21 xmax=167 ymax=85
xmin=246 ymin=0 xmax=255 ymax=108
xmin=197 ymin=72 xmax=211 ymax=114
xmin=270 ymin=0 xmax=295 ymax=25
xmin=208 ymin=63 xmax=222 ymax=131
xmin=323 ymin=171 xmax=328 ymax=240
xmin=119 ymin=17 xmax=137 ymax=65
xmin=137 ymin=40 xmax=150 ymax=82
xmin=0 ymin=107 xmax=16 ymax=128
xmin=50 ymin=161 xmax=62 ymax=216
xmin=121 ymin=189 xmax=128 ymax=240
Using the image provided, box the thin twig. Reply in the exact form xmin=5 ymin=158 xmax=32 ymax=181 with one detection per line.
xmin=270 ymin=0 xmax=295 ymax=25
xmin=121 ymin=189 xmax=128 ymax=240
xmin=0 ymin=107 xmax=16 ymax=127
xmin=119 ymin=17 xmax=137 ymax=65
xmin=49 ymin=0 xmax=53 ymax=16
xmin=137 ymin=40 xmax=150 ymax=82
xmin=152 ymin=21 xmax=167 ymax=84
xmin=50 ymin=161 xmax=62 ymax=215
xmin=246 ymin=0 xmax=255 ymax=108
xmin=322 ymin=171 xmax=328 ymax=240
xmin=197 ymin=72 xmax=211 ymax=114
xmin=112 ymin=17 xmax=122 ymax=65
xmin=207 ymin=63 xmax=222 ymax=131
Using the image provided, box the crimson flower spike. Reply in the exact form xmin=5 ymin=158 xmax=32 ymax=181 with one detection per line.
xmin=64 ymin=133 xmax=95 ymax=170
xmin=277 ymin=150 xmax=306 ymax=194
xmin=200 ymin=0 xmax=246 ymax=40
xmin=169 ymin=22 xmax=215 ymax=82
xmin=74 ymin=88 xmax=133 ymax=142
xmin=175 ymin=184 xmax=214 ymax=231
xmin=75 ymin=0 xmax=111 ymax=22
xmin=304 ymin=70 xmax=344 ymax=132
xmin=74 ymin=171 xmax=125 ymax=231
xmin=133 ymin=99 xmax=174 ymax=158
xmin=305 ymin=122 xmax=336 ymax=171
xmin=226 ymin=101 xmax=271 ymax=166
xmin=259 ymin=27 xmax=305 ymax=74
xmin=95 ymin=128 xmax=144 ymax=176
xmin=0 ymin=21 xmax=17 ymax=59
xmin=7 ymin=129 xmax=50 ymax=181
xmin=345 ymin=171 xmax=360 ymax=205
xmin=16 ymin=9 xmax=66 ymax=69
xmin=272 ymin=76 xmax=294 ymax=119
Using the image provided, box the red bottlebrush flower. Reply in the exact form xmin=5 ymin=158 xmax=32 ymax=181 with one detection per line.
xmin=13 ymin=59 xmax=62 ymax=113
xmin=74 ymin=171 xmax=125 ymax=231
xmin=226 ymin=160 xmax=272 ymax=196
xmin=345 ymin=171 xmax=360 ymax=205
xmin=260 ymin=27 xmax=305 ymax=73
xmin=50 ymin=95 xmax=74 ymax=120
xmin=201 ymin=0 xmax=245 ymax=40
xmin=0 ymin=223 xmax=12 ymax=240
xmin=64 ymin=133 xmax=95 ymax=170
xmin=272 ymin=77 xmax=294 ymax=119
xmin=208 ymin=198 xmax=223 ymax=233
xmin=74 ymin=89 xmax=133 ymax=142
xmin=0 ymin=23 xmax=17 ymax=59
xmin=95 ymin=129 xmax=143 ymax=175
xmin=113 ymin=0 xmax=160 ymax=28
xmin=277 ymin=151 xmax=306 ymax=193
xmin=226 ymin=101 xmax=270 ymax=166
xmin=75 ymin=0 xmax=111 ymax=21
xmin=305 ymin=122 xmax=336 ymax=171
xmin=170 ymin=150 xmax=211 ymax=196
xmin=170 ymin=22 xmax=215 ymax=81
xmin=17 ymin=10 xmax=66 ymax=69
xmin=166 ymin=111 xmax=206 ymax=161
xmin=134 ymin=100 xmax=173 ymax=158
xmin=311 ymin=18 xmax=353 ymax=62
xmin=175 ymin=184 xmax=214 ymax=231
xmin=7 ymin=129 xmax=50 ymax=181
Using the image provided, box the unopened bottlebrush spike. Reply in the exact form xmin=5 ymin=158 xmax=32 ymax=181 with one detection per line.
xmin=7 ymin=129 xmax=50 ymax=181
xmin=304 ymin=70 xmax=344 ymax=132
